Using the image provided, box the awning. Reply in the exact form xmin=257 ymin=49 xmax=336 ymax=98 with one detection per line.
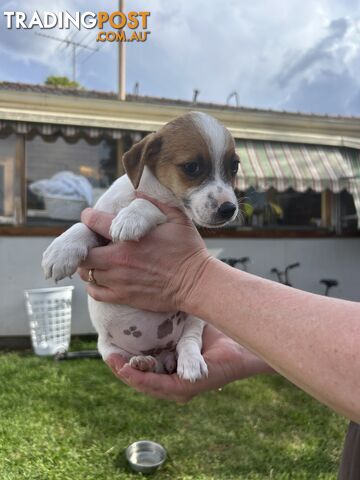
xmin=236 ymin=140 xmax=360 ymax=227
xmin=0 ymin=120 xmax=144 ymax=142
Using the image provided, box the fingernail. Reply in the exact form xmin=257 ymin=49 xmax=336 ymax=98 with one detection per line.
xmin=80 ymin=208 xmax=90 ymax=222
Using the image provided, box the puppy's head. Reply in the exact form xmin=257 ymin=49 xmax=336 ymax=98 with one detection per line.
xmin=123 ymin=111 xmax=239 ymax=227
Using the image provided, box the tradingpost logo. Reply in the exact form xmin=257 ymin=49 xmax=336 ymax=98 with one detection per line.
xmin=2 ymin=10 xmax=151 ymax=42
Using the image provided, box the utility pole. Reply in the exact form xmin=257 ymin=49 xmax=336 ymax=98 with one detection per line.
xmin=36 ymin=32 xmax=98 ymax=83
xmin=118 ymin=0 xmax=126 ymax=100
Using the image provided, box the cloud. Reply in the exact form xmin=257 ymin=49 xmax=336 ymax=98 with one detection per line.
xmin=0 ymin=0 xmax=84 ymax=80
xmin=275 ymin=14 xmax=360 ymax=114
xmin=276 ymin=18 xmax=350 ymax=88
xmin=282 ymin=68 xmax=358 ymax=115
xmin=0 ymin=0 xmax=359 ymax=115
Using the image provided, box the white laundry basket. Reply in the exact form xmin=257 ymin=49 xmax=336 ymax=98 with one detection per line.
xmin=44 ymin=194 xmax=88 ymax=221
xmin=24 ymin=286 xmax=74 ymax=356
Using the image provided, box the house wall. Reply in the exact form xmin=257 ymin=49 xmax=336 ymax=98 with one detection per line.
xmin=0 ymin=236 xmax=359 ymax=337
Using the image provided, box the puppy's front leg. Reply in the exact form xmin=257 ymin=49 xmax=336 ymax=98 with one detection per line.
xmin=42 ymin=223 xmax=101 ymax=282
xmin=177 ymin=316 xmax=208 ymax=382
xmin=110 ymin=199 xmax=167 ymax=242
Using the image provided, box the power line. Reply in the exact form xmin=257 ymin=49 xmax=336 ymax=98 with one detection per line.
xmin=36 ymin=32 xmax=98 ymax=82
xmin=76 ymin=31 xmax=97 ymax=62
xmin=80 ymin=46 xmax=100 ymax=65
xmin=79 ymin=30 xmax=93 ymax=44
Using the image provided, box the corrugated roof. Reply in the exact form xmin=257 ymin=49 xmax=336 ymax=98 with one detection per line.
xmin=0 ymin=81 xmax=358 ymax=121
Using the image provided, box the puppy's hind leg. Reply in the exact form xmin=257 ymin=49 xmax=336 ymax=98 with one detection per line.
xmin=97 ymin=332 xmax=131 ymax=363
xmin=129 ymin=355 xmax=165 ymax=373
xmin=177 ymin=316 xmax=208 ymax=382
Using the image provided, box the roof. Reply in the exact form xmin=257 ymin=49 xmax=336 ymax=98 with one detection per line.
xmin=0 ymin=81 xmax=358 ymax=121
xmin=0 ymin=81 xmax=360 ymax=149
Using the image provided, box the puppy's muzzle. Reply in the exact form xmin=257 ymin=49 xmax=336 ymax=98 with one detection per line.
xmin=217 ymin=202 xmax=237 ymax=220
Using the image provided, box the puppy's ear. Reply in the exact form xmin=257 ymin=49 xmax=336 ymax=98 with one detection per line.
xmin=122 ymin=133 xmax=162 ymax=189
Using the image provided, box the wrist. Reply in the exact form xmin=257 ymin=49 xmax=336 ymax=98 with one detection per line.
xmin=181 ymin=255 xmax=227 ymax=316
xmin=242 ymin=351 xmax=276 ymax=377
xmin=177 ymin=250 xmax=215 ymax=313
xmin=227 ymin=343 xmax=274 ymax=381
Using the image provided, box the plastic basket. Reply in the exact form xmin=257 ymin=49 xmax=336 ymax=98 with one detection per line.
xmin=44 ymin=194 xmax=88 ymax=221
xmin=24 ymin=286 xmax=74 ymax=356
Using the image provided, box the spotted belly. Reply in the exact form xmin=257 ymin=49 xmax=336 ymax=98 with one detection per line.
xmin=106 ymin=309 xmax=187 ymax=357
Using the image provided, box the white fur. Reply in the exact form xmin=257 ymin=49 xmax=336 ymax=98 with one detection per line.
xmin=190 ymin=111 xmax=228 ymax=173
xmin=42 ymin=223 xmax=100 ymax=282
xmin=42 ymin=166 xmax=207 ymax=382
xmin=110 ymin=198 xmax=167 ymax=242
xmin=42 ymin=112 xmax=238 ymax=382
xmin=186 ymin=112 xmax=238 ymax=226
xmin=186 ymin=180 xmax=238 ymax=227
xmin=176 ymin=316 xmax=208 ymax=382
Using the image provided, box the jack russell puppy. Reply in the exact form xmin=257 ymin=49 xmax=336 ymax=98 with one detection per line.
xmin=42 ymin=112 xmax=239 ymax=382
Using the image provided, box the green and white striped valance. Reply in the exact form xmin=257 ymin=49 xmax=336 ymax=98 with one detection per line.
xmin=236 ymin=141 xmax=360 ymax=227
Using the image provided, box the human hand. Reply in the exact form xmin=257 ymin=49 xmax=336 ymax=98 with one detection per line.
xmin=78 ymin=194 xmax=212 ymax=312
xmin=105 ymin=325 xmax=273 ymax=403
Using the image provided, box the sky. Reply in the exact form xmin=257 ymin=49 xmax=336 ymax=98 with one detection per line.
xmin=0 ymin=0 xmax=360 ymax=116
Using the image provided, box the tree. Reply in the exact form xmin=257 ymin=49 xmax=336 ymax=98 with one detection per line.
xmin=45 ymin=76 xmax=80 ymax=88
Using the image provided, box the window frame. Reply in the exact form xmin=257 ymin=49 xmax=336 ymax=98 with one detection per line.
xmin=0 ymin=131 xmax=359 ymax=238
xmin=0 ymin=131 xmax=128 ymax=228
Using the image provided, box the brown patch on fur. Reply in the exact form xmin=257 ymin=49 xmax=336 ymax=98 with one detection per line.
xmin=122 ymin=112 xmax=237 ymax=201
xmin=157 ymin=318 xmax=173 ymax=339
xmin=123 ymin=326 xmax=142 ymax=337
xmin=122 ymin=134 xmax=163 ymax=189
xmin=148 ymin=114 xmax=215 ymax=198
xmin=140 ymin=342 xmax=176 ymax=357
xmin=140 ymin=347 xmax=161 ymax=356
xmin=221 ymin=146 xmax=239 ymax=186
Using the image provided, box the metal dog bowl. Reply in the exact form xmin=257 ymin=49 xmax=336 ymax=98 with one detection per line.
xmin=126 ymin=440 xmax=167 ymax=474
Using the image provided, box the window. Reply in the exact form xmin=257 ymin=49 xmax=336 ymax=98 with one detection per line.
xmin=26 ymin=135 xmax=117 ymax=225
xmin=231 ymin=187 xmax=358 ymax=233
xmin=239 ymin=187 xmax=322 ymax=229
xmin=0 ymin=134 xmax=16 ymax=224
xmin=340 ymin=190 xmax=357 ymax=233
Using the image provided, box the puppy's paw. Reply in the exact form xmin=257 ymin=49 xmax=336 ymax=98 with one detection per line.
xmin=177 ymin=353 xmax=208 ymax=383
xmin=42 ymin=239 xmax=87 ymax=282
xmin=129 ymin=355 xmax=158 ymax=372
xmin=110 ymin=210 xmax=154 ymax=242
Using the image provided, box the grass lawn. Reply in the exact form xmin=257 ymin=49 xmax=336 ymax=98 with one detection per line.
xmin=0 ymin=340 xmax=348 ymax=480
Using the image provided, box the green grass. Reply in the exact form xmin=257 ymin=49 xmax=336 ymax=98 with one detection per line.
xmin=0 ymin=341 xmax=348 ymax=480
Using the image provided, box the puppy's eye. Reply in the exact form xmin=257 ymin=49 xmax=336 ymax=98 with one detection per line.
xmin=231 ymin=157 xmax=239 ymax=175
xmin=182 ymin=161 xmax=201 ymax=177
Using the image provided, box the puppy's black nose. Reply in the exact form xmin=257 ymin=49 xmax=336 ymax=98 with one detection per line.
xmin=218 ymin=202 xmax=236 ymax=220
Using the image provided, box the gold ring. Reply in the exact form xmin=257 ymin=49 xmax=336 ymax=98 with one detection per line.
xmin=87 ymin=268 xmax=97 ymax=284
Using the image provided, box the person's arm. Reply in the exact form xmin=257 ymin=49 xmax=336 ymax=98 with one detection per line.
xmin=185 ymin=258 xmax=360 ymax=421
xmin=79 ymin=201 xmax=360 ymax=421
